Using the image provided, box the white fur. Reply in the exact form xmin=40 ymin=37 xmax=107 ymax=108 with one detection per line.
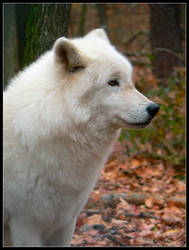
xmin=4 ymin=29 xmax=155 ymax=246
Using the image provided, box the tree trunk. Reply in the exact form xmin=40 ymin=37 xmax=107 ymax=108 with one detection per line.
xmin=4 ymin=4 xmax=18 ymax=88
xmin=95 ymin=4 xmax=106 ymax=28
xmin=78 ymin=4 xmax=87 ymax=36
xmin=15 ymin=4 xmax=30 ymax=69
xmin=149 ymin=4 xmax=183 ymax=81
xmin=23 ymin=4 xmax=71 ymax=67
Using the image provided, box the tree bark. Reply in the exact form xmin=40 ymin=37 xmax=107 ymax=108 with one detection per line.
xmin=4 ymin=4 xmax=18 ymax=88
xmin=23 ymin=4 xmax=71 ymax=67
xmin=15 ymin=4 xmax=30 ymax=69
xmin=95 ymin=4 xmax=106 ymax=28
xmin=149 ymin=4 xmax=183 ymax=80
xmin=78 ymin=4 xmax=87 ymax=36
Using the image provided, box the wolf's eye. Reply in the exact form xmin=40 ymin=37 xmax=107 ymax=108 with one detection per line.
xmin=108 ymin=79 xmax=120 ymax=87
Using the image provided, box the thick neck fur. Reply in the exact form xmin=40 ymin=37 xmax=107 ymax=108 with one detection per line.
xmin=31 ymin=114 xmax=120 ymax=192
xmin=35 ymin=112 xmax=119 ymax=167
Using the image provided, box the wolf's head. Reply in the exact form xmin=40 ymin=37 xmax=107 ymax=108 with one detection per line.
xmin=53 ymin=29 xmax=159 ymax=130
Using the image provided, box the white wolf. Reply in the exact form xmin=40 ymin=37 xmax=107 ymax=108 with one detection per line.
xmin=3 ymin=29 xmax=159 ymax=246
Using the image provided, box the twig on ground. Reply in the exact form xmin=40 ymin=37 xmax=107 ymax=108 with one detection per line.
xmin=104 ymin=234 xmax=125 ymax=246
xmin=124 ymin=212 xmax=159 ymax=220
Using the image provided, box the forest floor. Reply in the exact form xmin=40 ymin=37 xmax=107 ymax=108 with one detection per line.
xmin=71 ymin=141 xmax=185 ymax=247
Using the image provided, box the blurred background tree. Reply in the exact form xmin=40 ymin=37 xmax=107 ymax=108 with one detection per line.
xmin=23 ymin=4 xmax=71 ymax=67
xmin=149 ymin=4 xmax=184 ymax=81
xmin=95 ymin=4 xmax=106 ymax=28
xmin=78 ymin=4 xmax=87 ymax=36
xmin=77 ymin=4 xmax=106 ymax=37
xmin=4 ymin=3 xmax=71 ymax=88
xmin=15 ymin=4 xmax=30 ymax=71
xmin=4 ymin=4 xmax=18 ymax=88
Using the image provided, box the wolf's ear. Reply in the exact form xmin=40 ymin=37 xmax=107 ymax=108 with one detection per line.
xmin=84 ymin=28 xmax=111 ymax=44
xmin=53 ymin=37 xmax=86 ymax=72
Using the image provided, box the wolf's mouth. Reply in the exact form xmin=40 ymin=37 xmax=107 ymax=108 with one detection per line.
xmin=117 ymin=116 xmax=151 ymax=127
xmin=128 ymin=122 xmax=150 ymax=126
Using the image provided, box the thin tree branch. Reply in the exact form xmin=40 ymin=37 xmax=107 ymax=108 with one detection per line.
xmin=153 ymin=48 xmax=184 ymax=61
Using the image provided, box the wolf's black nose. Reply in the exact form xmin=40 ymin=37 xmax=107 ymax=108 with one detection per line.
xmin=146 ymin=103 xmax=159 ymax=118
